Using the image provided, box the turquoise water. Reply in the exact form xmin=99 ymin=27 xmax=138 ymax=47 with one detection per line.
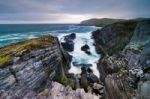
xmin=0 ymin=24 xmax=97 ymax=47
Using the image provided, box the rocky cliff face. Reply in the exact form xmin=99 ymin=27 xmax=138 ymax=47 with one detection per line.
xmin=0 ymin=35 xmax=71 ymax=98
xmin=92 ymin=20 xmax=150 ymax=99
xmin=1 ymin=81 xmax=99 ymax=99
xmin=92 ymin=20 xmax=137 ymax=56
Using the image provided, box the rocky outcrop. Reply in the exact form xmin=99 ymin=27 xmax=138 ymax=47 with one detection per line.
xmin=0 ymin=82 xmax=99 ymax=99
xmin=46 ymin=82 xmax=99 ymax=99
xmin=61 ymin=33 xmax=76 ymax=52
xmin=92 ymin=20 xmax=137 ymax=56
xmin=92 ymin=20 xmax=150 ymax=99
xmin=0 ymin=35 xmax=71 ymax=98
xmin=81 ymin=44 xmax=91 ymax=55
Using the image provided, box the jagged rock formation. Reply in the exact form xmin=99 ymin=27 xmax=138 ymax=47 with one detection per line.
xmin=61 ymin=33 xmax=76 ymax=52
xmin=0 ymin=82 xmax=99 ymax=99
xmin=0 ymin=35 xmax=71 ymax=98
xmin=92 ymin=20 xmax=150 ymax=99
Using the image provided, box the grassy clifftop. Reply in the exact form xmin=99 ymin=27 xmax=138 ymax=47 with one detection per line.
xmin=0 ymin=35 xmax=56 ymax=66
xmin=80 ymin=18 xmax=150 ymax=27
xmin=80 ymin=18 xmax=125 ymax=27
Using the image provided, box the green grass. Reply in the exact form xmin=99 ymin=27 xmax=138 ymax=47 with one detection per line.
xmin=0 ymin=55 xmax=12 ymax=65
xmin=0 ymin=35 xmax=55 ymax=66
xmin=39 ymin=89 xmax=49 ymax=97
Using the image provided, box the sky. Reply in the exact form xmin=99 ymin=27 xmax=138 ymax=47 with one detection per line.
xmin=0 ymin=0 xmax=150 ymax=23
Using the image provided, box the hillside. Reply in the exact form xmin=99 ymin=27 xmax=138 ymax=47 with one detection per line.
xmin=80 ymin=18 xmax=125 ymax=27
xmin=80 ymin=18 xmax=150 ymax=27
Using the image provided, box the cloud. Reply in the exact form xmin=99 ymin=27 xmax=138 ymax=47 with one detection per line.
xmin=0 ymin=0 xmax=150 ymax=23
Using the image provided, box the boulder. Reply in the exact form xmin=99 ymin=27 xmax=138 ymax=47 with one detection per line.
xmin=61 ymin=33 xmax=76 ymax=52
xmin=64 ymin=33 xmax=76 ymax=41
xmin=87 ymin=68 xmax=99 ymax=83
xmin=61 ymin=41 xmax=74 ymax=52
xmin=81 ymin=44 xmax=91 ymax=55
xmin=81 ymin=44 xmax=90 ymax=51
xmin=92 ymin=83 xmax=104 ymax=95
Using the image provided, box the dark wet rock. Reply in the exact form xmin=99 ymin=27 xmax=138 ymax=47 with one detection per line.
xmin=87 ymin=68 xmax=93 ymax=73
xmin=143 ymin=65 xmax=150 ymax=73
xmin=64 ymin=33 xmax=76 ymax=41
xmin=81 ymin=44 xmax=91 ymax=55
xmin=87 ymin=68 xmax=99 ymax=83
xmin=61 ymin=41 xmax=74 ymax=52
xmin=81 ymin=67 xmax=88 ymax=75
xmin=79 ymin=67 xmax=103 ymax=96
xmin=88 ymin=73 xmax=99 ymax=83
xmin=81 ymin=44 xmax=90 ymax=51
xmin=61 ymin=33 xmax=76 ymax=52
xmin=81 ymin=67 xmax=99 ymax=84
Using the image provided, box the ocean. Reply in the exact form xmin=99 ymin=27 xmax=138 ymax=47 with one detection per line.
xmin=0 ymin=24 xmax=100 ymax=77
xmin=0 ymin=24 xmax=97 ymax=46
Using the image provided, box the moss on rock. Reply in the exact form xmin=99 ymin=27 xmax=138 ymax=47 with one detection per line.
xmin=39 ymin=89 xmax=49 ymax=97
xmin=0 ymin=55 xmax=12 ymax=65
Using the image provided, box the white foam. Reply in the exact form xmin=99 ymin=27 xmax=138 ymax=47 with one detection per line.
xmin=58 ymin=31 xmax=100 ymax=78
xmin=69 ymin=63 xmax=82 ymax=74
xmin=28 ymin=35 xmax=37 ymax=39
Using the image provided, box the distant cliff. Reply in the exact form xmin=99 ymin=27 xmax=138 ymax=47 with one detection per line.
xmin=80 ymin=18 xmax=150 ymax=27
xmin=80 ymin=18 xmax=125 ymax=27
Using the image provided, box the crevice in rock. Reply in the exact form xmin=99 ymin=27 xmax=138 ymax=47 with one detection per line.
xmin=9 ymin=67 xmax=19 ymax=83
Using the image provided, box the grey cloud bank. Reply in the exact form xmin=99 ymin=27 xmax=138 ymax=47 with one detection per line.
xmin=0 ymin=0 xmax=150 ymax=23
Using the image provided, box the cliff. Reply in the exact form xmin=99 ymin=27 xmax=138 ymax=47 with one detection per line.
xmin=92 ymin=20 xmax=137 ymax=56
xmin=0 ymin=35 xmax=100 ymax=99
xmin=80 ymin=18 xmax=150 ymax=27
xmin=92 ymin=20 xmax=150 ymax=99
xmin=0 ymin=35 xmax=72 ymax=98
